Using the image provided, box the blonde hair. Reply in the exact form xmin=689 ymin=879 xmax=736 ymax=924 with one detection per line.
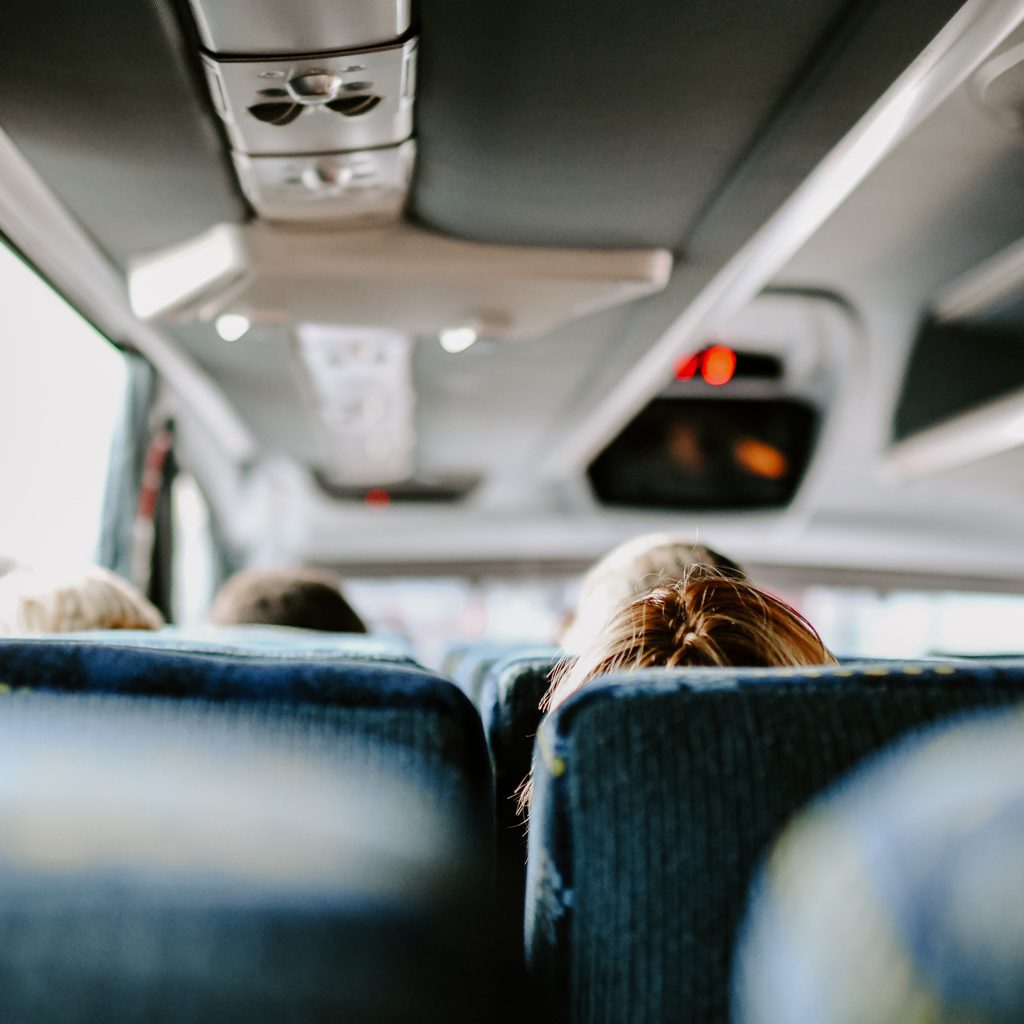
xmin=561 ymin=533 xmax=745 ymax=654
xmin=0 ymin=566 xmax=164 ymax=635
xmin=520 ymin=569 xmax=835 ymax=812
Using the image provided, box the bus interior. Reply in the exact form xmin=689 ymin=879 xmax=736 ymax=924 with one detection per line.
xmin=3 ymin=0 xmax=1024 ymax=1020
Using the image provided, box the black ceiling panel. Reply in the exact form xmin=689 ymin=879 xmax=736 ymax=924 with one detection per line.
xmin=0 ymin=0 xmax=246 ymax=266
xmin=410 ymin=0 xmax=851 ymax=249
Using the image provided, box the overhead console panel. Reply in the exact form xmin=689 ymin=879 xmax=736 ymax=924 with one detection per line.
xmin=187 ymin=0 xmax=410 ymax=55
xmin=188 ymin=0 xmax=416 ymax=226
xmin=232 ymin=142 xmax=415 ymax=224
xmin=202 ymin=41 xmax=417 ymax=156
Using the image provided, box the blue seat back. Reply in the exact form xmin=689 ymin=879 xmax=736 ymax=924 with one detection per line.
xmin=0 ymin=691 xmax=502 ymax=1022
xmin=481 ymin=650 xmax=561 ymax=782
xmin=445 ymin=640 xmax=559 ymax=706
xmin=734 ymin=705 xmax=1024 ymax=1024
xmin=477 ymin=652 xmax=561 ymax=951
xmin=525 ymin=661 xmax=1024 ymax=1024
xmin=0 ymin=637 xmax=491 ymax=829
xmin=56 ymin=625 xmax=413 ymax=661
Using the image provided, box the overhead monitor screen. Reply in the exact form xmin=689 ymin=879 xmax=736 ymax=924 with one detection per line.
xmin=587 ymin=398 xmax=818 ymax=510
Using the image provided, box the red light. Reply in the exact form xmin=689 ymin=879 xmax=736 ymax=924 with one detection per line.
xmin=364 ymin=488 xmax=391 ymax=508
xmin=701 ymin=344 xmax=736 ymax=386
xmin=674 ymin=353 xmax=700 ymax=381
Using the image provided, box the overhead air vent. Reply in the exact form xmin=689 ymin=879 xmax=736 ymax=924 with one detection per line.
xmin=187 ymin=0 xmax=416 ymax=225
xmin=202 ymin=41 xmax=415 ymax=156
xmin=233 ymin=141 xmax=415 ymax=223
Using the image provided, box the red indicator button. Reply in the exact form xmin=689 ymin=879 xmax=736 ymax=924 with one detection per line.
xmin=364 ymin=488 xmax=391 ymax=508
xmin=701 ymin=344 xmax=737 ymax=386
xmin=674 ymin=353 xmax=701 ymax=381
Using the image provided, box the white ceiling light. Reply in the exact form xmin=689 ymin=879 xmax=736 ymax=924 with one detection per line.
xmin=215 ymin=313 xmax=251 ymax=342
xmin=439 ymin=326 xmax=478 ymax=354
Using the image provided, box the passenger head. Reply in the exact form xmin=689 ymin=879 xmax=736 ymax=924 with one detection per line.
xmin=208 ymin=567 xmax=367 ymax=634
xmin=547 ymin=567 xmax=834 ymax=712
xmin=561 ymin=533 xmax=746 ymax=654
xmin=0 ymin=566 xmax=164 ymax=634
xmin=517 ymin=569 xmax=835 ymax=813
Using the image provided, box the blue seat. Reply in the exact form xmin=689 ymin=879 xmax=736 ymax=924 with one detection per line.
xmin=480 ymin=650 xmax=560 ymax=785
xmin=0 ymin=636 xmax=491 ymax=830
xmin=0 ymin=691 xmax=504 ymax=1023
xmin=56 ymin=625 xmax=413 ymax=661
xmin=444 ymin=640 xmax=559 ymax=705
xmin=476 ymin=651 xmax=561 ymax=953
xmin=734 ymin=705 xmax=1024 ymax=1024
xmin=524 ymin=660 xmax=1024 ymax=1024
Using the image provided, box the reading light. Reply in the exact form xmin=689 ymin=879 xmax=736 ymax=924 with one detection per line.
xmin=439 ymin=326 xmax=478 ymax=354
xmin=215 ymin=313 xmax=251 ymax=342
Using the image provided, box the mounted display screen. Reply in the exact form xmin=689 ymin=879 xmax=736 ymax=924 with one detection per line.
xmin=587 ymin=398 xmax=817 ymax=510
xmin=893 ymin=317 xmax=1024 ymax=441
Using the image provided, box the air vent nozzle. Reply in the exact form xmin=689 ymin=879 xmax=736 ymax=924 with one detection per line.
xmin=203 ymin=39 xmax=415 ymax=157
xmin=233 ymin=141 xmax=415 ymax=224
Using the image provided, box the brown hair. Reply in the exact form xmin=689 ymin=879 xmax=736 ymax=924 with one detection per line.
xmin=208 ymin=567 xmax=367 ymax=634
xmin=519 ymin=569 xmax=835 ymax=812
xmin=560 ymin=533 xmax=746 ymax=654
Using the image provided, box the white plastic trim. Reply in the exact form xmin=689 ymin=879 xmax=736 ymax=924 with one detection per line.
xmin=932 ymin=233 xmax=1024 ymax=321
xmin=127 ymin=221 xmax=673 ymax=339
xmin=540 ymin=0 xmax=1024 ymax=478
xmin=885 ymin=385 xmax=1024 ymax=479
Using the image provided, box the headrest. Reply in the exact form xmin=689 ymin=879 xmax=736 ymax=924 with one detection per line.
xmin=734 ymin=706 xmax=1024 ymax=1024
xmin=0 ymin=691 xmax=491 ymax=1022
xmin=0 ymin=635 xmax=461 ymax=712
xmin=53 ymin=625 xmax=414 ymax=661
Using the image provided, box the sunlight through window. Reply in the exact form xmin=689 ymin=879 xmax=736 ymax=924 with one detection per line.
xmin=0 ymin=244 xmax=127 ymax=568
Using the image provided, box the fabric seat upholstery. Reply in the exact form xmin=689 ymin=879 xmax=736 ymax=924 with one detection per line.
xmin=734 ymin=705 xmax=1024 ymax=1024
xmin=478 ymin=652 xmax=560 ymax=951
xmin=524 ymin=660 xmax=1024 ymax=1024
xmin=445 ymin=641 xmax=559 ymax=706
xmin=0 ymin=637 xmax=491 ymax=829
xmin=0 ymin=691 xmax=502 ymax=1023
xmin=55 ymin=625 xmax=414 ymax=661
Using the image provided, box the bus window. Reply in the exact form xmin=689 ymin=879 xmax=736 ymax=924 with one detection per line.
xmin=800 ymin=587 xmax=1024 ymax=659
xmin=170 ymin=472 xmax=218 ymax=627
xmin=0 ymin=242 xmax=127 ymax=568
